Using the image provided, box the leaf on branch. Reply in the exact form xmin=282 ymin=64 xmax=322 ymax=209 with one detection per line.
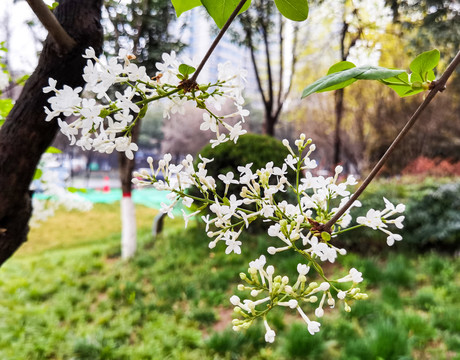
xmin=274 ymin=0 xmax=309 ymax=22
xmin=33 ymin=168 xmax=43 ymax=180
xmin=379 ymin=72 xmax=419 ymax=97
xmin=45 ymin=146 xmax=62 ymax=154
xmin=178 ymin=64 xmax=196 ymax=78
xmin=67 ymin=187 xmax=87 ymax=193
xmin=301 ymin=62 xmax=405 ymax=98
xmin=171 ymin=0 xmax=202 ymax=17
xmin=47 ymin=2 xmax=59 ymax=11
xmin=409 ymin=49 xmax=440 ymax=83
xmin=201 ymin=0 xmax=252 ymax=29
xmin=0 ymin=98 xmax=13 ymax=118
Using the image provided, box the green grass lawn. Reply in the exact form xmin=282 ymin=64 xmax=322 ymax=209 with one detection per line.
xmin=0 ymin=201 xmax=459 ymax=359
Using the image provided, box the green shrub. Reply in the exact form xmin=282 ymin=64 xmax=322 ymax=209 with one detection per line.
xmin=196 ymin=133 xmax=295 ymax=192
xmin=404 ymin=183 xmax=460 ymax=251
xmin=190 ymin=134 xmax=296 ymax=232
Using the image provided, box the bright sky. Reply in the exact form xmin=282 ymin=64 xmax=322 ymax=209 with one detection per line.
xmin=0 ymin=0 xmax=48 ymax=73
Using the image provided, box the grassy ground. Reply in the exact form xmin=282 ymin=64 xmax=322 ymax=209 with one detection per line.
xmin=0 ymin=201 xmax=459 ymax=360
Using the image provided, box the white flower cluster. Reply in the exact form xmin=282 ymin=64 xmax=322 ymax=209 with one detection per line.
xmin=43 ymin=48 xmax=249 ymax=159
xmin=30 ymin=154 xmax=93 ymax=226
xmin=231 ymin=256 xmax=367 ymax=342
xmin=357 ymin=197 xmax=405 ymax=246
xmin=133 ymin=134 xmax=405 ymax=342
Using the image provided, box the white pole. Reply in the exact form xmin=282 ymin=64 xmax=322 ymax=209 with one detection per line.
xmin=121 ymin=194 xmax=136 ymax=259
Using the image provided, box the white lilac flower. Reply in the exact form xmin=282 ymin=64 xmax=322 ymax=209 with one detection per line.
xmin=263 ymin=319 xmax=276 ymax=343
xmin=337 ymin=268 xmax=363 ymax=283
xmin=356 ymin=209 xmax=385 ymax=229
xmin=296 ymin=306 xmax=321 ymax=335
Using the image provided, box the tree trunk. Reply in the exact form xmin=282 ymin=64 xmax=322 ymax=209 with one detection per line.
xmin=118 ymin=120 xmax=142 ymax=259
xmin=0 ymin=0 xmax=103 ymax=267
xmin=333 ymin=88 xmax=345 ymax=167
xmin=263 ymin=113 xmax=276 ymax=137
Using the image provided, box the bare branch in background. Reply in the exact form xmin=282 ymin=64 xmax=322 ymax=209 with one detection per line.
xmin=26 ymin=0 xmax=76 ymax=54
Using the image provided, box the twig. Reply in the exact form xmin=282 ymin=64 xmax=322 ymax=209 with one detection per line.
xmin=322 ymin=49 xmax=460 ymax=232
xmin=26 ymin=0 xmax=76 ymax=54
xmin=190 ymin=0 xmax=248 ymax=83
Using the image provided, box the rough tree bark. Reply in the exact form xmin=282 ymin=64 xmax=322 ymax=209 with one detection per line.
xmin=0 ymin=0 xmax=103 ymax=267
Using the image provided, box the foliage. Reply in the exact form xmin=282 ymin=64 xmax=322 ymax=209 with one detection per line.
xmin=171 ymin=0 xmax=308 ymax=27
xmin=302 ymin=49 xmax=440 ymax=98
xmin=0 ymin=198 xmax=459 ymax=359
xmin=404 ymin=182 xmax=460 ymax=251
xmin=338 ymin=179 xmax=460 ymax=252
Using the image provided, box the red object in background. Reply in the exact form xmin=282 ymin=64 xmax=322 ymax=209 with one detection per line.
xmin=103 ymin=176 xmax=110 ymax=193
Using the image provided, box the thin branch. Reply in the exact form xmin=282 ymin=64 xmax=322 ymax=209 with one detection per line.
xmin=190 ymin=0 xmax=248 ymax=83
xmin=261 ymin=17 xmax=274 ymax=115
xmin=322 ymin=49 xmax=460 ymax=232
xmin=247 ymin=28 xmax=268 ymax=105
xmin=277 ymin=23 xmax=300 ymax=116
xmin=26 ymin=0 xmax=76 ymax=54
xmin=277 ymin=12 xmax=284 ymax=108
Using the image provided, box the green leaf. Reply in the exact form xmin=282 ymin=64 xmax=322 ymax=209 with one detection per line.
xmin=67 ymin=187 xmax=87 ymax=193
xmin=274 ymin=0 xmax=308 ymax=22
xmin=0 ymin=119 xmax=4 ymax=128
xmin=409 ymin=49 xmax=440 ymax=83
xmin=379 ymin=72 xmax=416 ymax=97
xmin=321 ymin=232 xmax=331 ymax=241
xmin=47 ymin=1 xmax=59 ymax=10
xmin=0 ymin=98 xmax=13 ymax=118
xmin=171 ymin=0 xmax=202 ymax=17
xmin=33 ymin=168 xmax=43 ymax=180
xmin=302 ymin=64 xmax=405 ymax=98
xmin=201 ymin=0 xmax=252 ymax=29
xmin=178 ymin=64 xmax=196 ymax=77
xmin=15 ymin=74 xmax=30 ymax=85
xmin=317 ymin=61 xmax=358 ymax=93
xmin=45 ymin=146 xmax=62 ymax=154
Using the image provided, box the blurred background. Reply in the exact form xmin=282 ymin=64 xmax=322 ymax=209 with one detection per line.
xmin=0 ymin=0 xmax=459 ymax=359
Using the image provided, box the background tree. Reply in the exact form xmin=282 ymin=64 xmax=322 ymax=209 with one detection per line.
xmin=0 ymin=0 xmax=103 ymax=266
xmin=235 ymin=0 xmax=299 ymax=136
xmin=104 ymin=0 xmax=181 ymax=258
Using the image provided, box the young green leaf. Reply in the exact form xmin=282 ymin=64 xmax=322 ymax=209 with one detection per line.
xmin=45 ymin=146 xmax=62 ymax=154
xmin=274 ymin=0 xmax=308 ymax=22
xmin=171 ymin=0 xmax=202 ymax=17
xmin=0 ymin=98 xmax=13 ymax=118
xmin=201 ymin=0 xmax=252 ymax=29
xmin=67 ymin=187 xmax=87 ymax=193
xmin=33 ymin=168 xmax=43 ymax=180
xmin=301 ymin=64 xmax=405 ymax=98
xmin=178 ymin=64 xmax=196 ymax=78
xmin=379 ymin=72 xmax=417 ymax=97
xmin=317 ymin=61 xmax=358 ymax=93
xmin=409 ymin=49 xmax=440 ymax=83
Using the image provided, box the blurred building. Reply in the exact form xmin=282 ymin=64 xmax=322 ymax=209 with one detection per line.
xmin=176 ymin=8 xmax=260 ymax=103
